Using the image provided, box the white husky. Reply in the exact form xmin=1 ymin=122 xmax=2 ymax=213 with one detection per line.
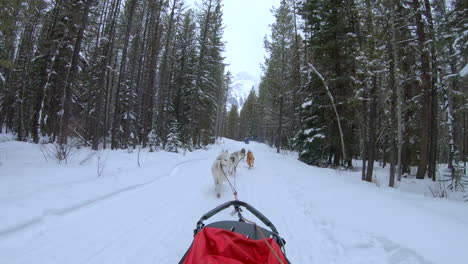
xmin=212 ymin=150 xmax=230 ymax=198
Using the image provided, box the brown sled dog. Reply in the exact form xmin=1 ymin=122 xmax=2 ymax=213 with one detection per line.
xmin=246 ymin=151 xmax=255 ymax=169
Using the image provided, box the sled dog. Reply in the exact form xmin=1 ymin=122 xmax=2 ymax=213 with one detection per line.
xmin=246 ymin=150 xmax=255 ymax=169
xmin=212 ymin=151 xmax=230 ymax=198
xmin=216 ymin=150 xmax=229 ymax=161
xmin=229 ymin=149 xmax=246 ymax=174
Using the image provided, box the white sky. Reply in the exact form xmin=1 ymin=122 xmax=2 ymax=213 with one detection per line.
xmin=187 ymin=0 xmax=281 ymax=79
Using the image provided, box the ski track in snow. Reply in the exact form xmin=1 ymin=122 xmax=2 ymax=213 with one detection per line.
xmin=0 ymin=157 xmax=208 ymax=240
xmin=1 ymin=157 xmax=211 ymax=264
xmin=0 ymin=139 xmax=465 ymax=263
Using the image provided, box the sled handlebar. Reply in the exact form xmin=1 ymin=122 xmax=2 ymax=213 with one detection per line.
xmin=197 ymin=200 xmax=279 ymax=235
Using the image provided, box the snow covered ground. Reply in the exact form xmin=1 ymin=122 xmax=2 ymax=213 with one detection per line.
xmin=1 ymin=136 xmax=467 ymax=263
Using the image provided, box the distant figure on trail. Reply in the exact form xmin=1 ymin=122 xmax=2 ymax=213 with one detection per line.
xmin=244 ymin=137 xmax=249 ymax=144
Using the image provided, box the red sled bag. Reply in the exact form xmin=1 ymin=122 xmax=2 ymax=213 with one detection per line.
xmin=182 ymin=227 xmax=288 ymax=264
xmin=179 ymin=201 xmax=291 ymax=264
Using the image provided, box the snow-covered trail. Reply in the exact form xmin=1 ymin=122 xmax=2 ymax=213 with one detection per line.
xmin=0 ymin=152 xmax=219 ymax=263
xmin=1 ymin=139 xmax=467 ymax=263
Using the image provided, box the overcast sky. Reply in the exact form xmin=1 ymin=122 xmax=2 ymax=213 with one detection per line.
xmin=188 ymin=0 xmax=280 ymax=79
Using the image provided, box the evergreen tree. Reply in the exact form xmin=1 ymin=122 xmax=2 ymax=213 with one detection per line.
xmin=165 ymin=121 xmax=183 ymax=153
xmin=226 ymin=105 xmax=239 ymax=140
xmin=259 ymin=0 xmax=298 ymax=152
xmin=294 ymin=96 xmax=327 ymax=165
xmin=192 ymin=0 xmax=226 ymax=146
xmin=299 ymin=0 xmax=357 ymax=166
xmin=171 ymin=9 xmax=198 ymax=148
xmin=239 ymin=88 xmax=258 ymax=140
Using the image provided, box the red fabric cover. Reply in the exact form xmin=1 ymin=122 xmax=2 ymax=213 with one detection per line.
xmin=183 ymin=227 xmax=288 ymax=264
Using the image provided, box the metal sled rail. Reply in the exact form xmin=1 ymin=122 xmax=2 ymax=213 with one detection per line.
xmin=196 ymin=200 xmax=279 ymax=235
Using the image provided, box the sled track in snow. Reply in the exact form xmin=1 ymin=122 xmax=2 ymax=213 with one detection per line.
xmin=0 ymin=157 xmax=209 ymax=240
xmin=280 ymin=175 xmax=434 ymax=264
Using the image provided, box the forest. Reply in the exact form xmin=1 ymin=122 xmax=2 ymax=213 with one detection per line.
xmin=229 ymin=0 xmax=467 ymax=188
xmin=1 ymin=0 xmax=229 ymax=152
xmin=0 ymin=0 xmax=467 ymax=188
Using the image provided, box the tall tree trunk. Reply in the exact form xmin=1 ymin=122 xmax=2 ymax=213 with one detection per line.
xmin=423 ymin=0 xmax=438 ymax=181
xmin=277 ymin=96 xmax=284 ymax=153
xmin=366 ymin=76 xmax=377 ymax=182
xmin=31 ymin=0 xmax=64 ymax=143
xmin=390 ymin=0 xmax=404 ymax=182
xmin=92 ymin=0 xmax=121 ymax=150
xmin=413 ymin=0 xmax=431 ymax=180
xmin=111 ymin=0 xmax=138 ymax=149
xmin=361 ymin=100 xmax=368 ymax=181
xmin=134 ymin=4 xmax=149 ymax=145
xmin=59 ymin=0 xmax=92 ymax=146
xmin=389 ymin=44 xmax=397 ymax=187
xmin=291 ymin=0 xmax=302 ymax=135
xmin=463 ymin=113 xmax=466 ymax=176
xmin=156 ymin=0 xmax=179 ymax=146
xmin=365 ymin=0 xmax=376 ymax=182
xmin=141 ymin=0 xmax=164 ymax=147
xmin=389 ymin=0 xmax=400 ymax=186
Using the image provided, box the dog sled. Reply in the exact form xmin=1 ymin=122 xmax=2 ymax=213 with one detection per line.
xmin=179 ymin=200 xmax=291 ymax=264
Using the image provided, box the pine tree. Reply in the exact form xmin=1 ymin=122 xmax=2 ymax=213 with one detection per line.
xmin=165 ymin=121 xmax=183 ymax=153
xmin=294 ymin=97 xmax=326 ymax=165
xmin=300 ymin=0 xmax=357 ymax=166
xmin=226 ymin=105 xmax=239 ymax=140
xmin=192 ymin=0 xmax=226 ymax=146
xmin=217 ymin=71 xmax=232 ymax=140
xmin=239 ymin=88 xmax=258 ymax=140
xmin=155 ymin=0 xmax=183 ymax=149
xmin=260 ymin=0 xmax=297 ymax=152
